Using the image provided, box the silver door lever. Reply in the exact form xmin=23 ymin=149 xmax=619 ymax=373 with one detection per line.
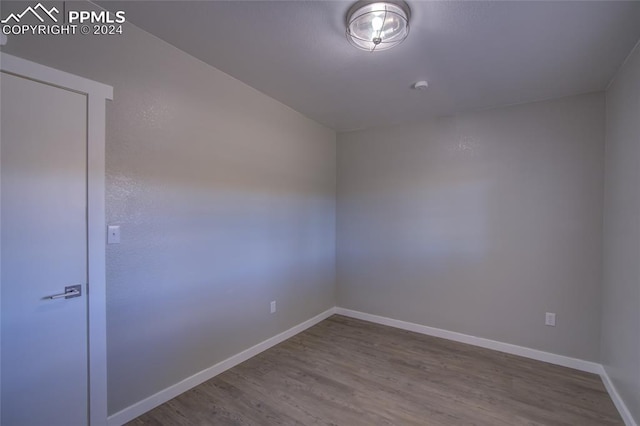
xmin=45 ymin=285 xmax=82 ymax=300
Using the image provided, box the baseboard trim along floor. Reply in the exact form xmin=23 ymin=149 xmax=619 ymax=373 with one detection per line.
xmin=599 ymin=364 xmax=638 ymax=426
xmin=108 ymin=306 xmax=636 ymax=426
xmin=334 ymin=308 xmax=600 ymax=373
xmin=335 ymin=307 xmax=636 ymax=426
xmin=107 ymin=307 xmax=337 ymax=426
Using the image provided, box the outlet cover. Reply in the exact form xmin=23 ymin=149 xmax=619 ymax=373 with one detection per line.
xmin=270 ymin=301 xmax=276 ymax=314
xmin=545 ymin=312 xmax=556 ymax=327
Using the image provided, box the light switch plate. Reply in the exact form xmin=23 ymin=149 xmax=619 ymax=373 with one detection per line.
xmin=107 ymin=225 xmax=120 ymax=244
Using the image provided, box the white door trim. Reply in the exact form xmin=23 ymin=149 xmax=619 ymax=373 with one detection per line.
xmin=1 ymin=52 xmax=113 ymax=426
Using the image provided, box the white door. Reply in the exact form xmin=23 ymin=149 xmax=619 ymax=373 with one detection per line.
xmin=1 ymin=71 xmax=89 ymax=425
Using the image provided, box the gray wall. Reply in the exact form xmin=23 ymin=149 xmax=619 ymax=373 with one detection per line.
xmin=337 ymin=93 xmax=605 ymax=361
xmin=602 ymin=42 xmax=640 ymax=422
xmin=1 ymin=3 xmax=336 ymax=415
xmin=4 ymin=0 xmax=637 ymax=420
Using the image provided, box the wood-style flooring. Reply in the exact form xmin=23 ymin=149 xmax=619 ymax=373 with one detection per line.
xmin=128 ymin=315 xmax=623 ymax=425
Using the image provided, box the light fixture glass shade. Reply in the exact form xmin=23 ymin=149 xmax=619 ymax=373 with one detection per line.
xmin=346 ymin=1 xmax=410 ymax=52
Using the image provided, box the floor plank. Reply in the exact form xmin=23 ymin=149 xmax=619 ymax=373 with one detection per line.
xmin=127 ymin=315 xmax=623 ymax=425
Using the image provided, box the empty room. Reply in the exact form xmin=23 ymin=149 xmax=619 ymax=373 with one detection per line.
xmin=1 ymin=0 xmax=639 ymax=425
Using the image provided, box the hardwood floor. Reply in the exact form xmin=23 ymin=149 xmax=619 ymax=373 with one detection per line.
xmin=128 ymin=315 xmax=623 ymax=425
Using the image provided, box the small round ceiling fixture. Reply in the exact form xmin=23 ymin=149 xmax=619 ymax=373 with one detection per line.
xmin=413 ymin=80 xmax=428 ymax=90
xmin=346 ymin=1 xmax=411 ymax=52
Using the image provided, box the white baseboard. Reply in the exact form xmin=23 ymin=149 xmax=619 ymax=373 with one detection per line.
xmin=107 ymin=306 xmax=637 ymax=426
xmin=599 ymin=365 xmax=638 ymax=426
xmin=107 ymin=307 xmax=336 ymax=426
xmin=335 ymin=307 xmax=639 ymax=425
xmin=334 ymin=307 xmax=601 ymax=374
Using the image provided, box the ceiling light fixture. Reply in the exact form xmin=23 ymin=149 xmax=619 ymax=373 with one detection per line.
xmin=413 ymin=80 xmax=428 ymax=90
xmin=346 ymin=1 xmax=411 ymax=52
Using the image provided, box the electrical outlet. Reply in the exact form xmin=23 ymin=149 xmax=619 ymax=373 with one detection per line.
xmin=545 ymin=312 xmax=556 ymax=327
xmin=270 ymin=301 xmax=276 ymax=314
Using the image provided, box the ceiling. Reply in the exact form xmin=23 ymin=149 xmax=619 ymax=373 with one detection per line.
xmin=100 ymin=1 xmax=640 ymax=132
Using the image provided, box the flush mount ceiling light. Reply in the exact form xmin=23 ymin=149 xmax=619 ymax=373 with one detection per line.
xmin=346 ymin=1 xmax=411 ymax=52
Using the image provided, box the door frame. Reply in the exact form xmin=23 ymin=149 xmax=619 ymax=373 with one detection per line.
xmin=1 ymin=52 xmax=113 ymax=426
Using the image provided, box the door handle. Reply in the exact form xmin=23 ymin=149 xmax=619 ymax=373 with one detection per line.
xmin=45 ymin=285 xmax=82 ymax=300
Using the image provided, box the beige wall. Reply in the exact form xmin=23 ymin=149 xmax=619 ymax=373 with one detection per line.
xmin=337 ymin=93 xmax=605 ymax=361
xmin=602 ymin=42 xmax=640 ymax=422
xmin=1 ymin=3 xmax=336 ymax=415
